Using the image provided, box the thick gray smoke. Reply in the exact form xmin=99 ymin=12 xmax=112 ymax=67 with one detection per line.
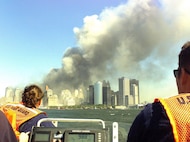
xmin=43 ymin=0 xmax=190 ymax=102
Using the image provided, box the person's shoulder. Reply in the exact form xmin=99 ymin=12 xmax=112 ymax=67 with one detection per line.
xmin=130 ymin=103 xmax=154 ymax=125
xmin=143 ymin=101 xmax=163 ymax=110
xmin=139 ymin=102 xmax=163 ymax=128
xmin=36 ymin=113 xmax=48 ymax=119
xmin=142 ymin=103 xmax=153 ymax=114
xmin=140 ymin=103 xmax=153 ymax=121
xmin=144 ymin=103 xmax=153 ymax=108
xmin=24 ymin=113 xmax=47 ymax=125
xmin=27 ymin=113 xmax=47 ymax=124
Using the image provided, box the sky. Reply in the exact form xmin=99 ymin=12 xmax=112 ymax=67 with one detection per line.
xmin=0 ymin=0 xmax=190 ymax=102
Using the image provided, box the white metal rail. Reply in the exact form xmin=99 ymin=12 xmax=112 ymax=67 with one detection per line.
xmin=37 ymin=118 xmax=106 ymax=129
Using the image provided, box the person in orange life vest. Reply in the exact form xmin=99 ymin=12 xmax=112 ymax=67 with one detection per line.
xmin=1 ymin=84 xmax=54 ymax=134
xmin=127 ymin=41 xmax=190 ymax=142
xmin=0 ymin=111 xmax=17 ymax=142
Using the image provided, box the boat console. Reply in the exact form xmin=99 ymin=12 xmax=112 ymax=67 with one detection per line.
xmin=28 ymin=118 xmax=118 ymax=142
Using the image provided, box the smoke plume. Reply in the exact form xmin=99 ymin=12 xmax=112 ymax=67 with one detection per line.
xmin=42 ymin=0 xmax=190 ymax=102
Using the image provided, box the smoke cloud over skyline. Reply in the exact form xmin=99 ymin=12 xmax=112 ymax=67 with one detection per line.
xmin=42 ymin=0 xmax=190 ymax=102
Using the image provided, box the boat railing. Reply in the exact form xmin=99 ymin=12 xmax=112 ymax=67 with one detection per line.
xmin=37 ymin=118 xmax=106 ymax=128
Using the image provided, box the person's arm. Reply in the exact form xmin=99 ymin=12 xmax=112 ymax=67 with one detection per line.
xmin=0 ymin=111 xmax=17 ymax=142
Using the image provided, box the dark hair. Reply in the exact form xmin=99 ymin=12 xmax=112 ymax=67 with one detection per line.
xmin=22 ymin=84 xmax=44 ymax=108
xmin=179 ymin=41 xmax=190 ymax=70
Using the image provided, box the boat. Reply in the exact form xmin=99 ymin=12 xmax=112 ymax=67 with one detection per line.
xmin=28 ymin=118 xmax=118 ymax=142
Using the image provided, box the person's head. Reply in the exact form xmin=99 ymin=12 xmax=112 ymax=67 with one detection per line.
xmin=174 ymin=41 xmax=190 ymax=93
xmin=22 ymin=84 xmax=44 ymax=108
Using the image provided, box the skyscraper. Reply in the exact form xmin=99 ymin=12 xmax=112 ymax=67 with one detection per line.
xmin=88 ymin=85 xmax=94 ymax=104
xmin=118 ymin=77 xmax=130 ymax=106
xmin=102 ymin=80 xmax=111 ymax=105
xmin=118 ymin=77 xmax=139 ymax=106
xmin=5 ymin=87 xmax=14 ymax=103
xmin=130 ymin=79 xmax=140 ymax=105
xmin=14 ymin=88 xmax=22 ymax=103
xmin=94 ymin=81 xmax=103 ymax=105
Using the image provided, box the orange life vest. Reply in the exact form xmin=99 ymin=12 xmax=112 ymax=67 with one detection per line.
xmin=0 ymin=103 xmax=45 ymax=139
xmin=155 ymin=93 xmax=190 ymax=142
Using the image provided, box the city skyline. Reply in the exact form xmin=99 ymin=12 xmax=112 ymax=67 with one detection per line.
xmin=2 ymin=77 xmax=141 ymax=107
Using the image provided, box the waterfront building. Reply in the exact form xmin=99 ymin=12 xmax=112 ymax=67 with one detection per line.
xmin=94 ymin=81 xmax=103 ymax=105
xmin=132 ymin=84 xmax=139 ymax=104
xmin=14 ymin=88 xmax=22 ymax=103
xmin=102 ymin=80 xmax=111 ymax=105
xmin=5 ymin=87 xmax=14 ymax=103
xmin=88 ymin=85 xmax=94 ymax=104
xmin=46 ymin=88 xmax=53 ymax=97
xmin=67 ymin=97 xmax=76 ymax=106
xmin=60 ymin=89 xmax=71 ymax=106
xmin=118 ymin=77 xmax=130 ymax=106
xmin=43 ymin=85 xmax=52 ymax=107
xmin=48 ymin=94 xmax=58 ymax=107
xmin=74 ymin=89 xmax=84 ymax=105
xmin=118 ymin=77 xmax=140 ymax=106
xmin=130 ymin=79 xmax=140 ymax=105
xmin=111 ymin=91 xmax=117 ymax=106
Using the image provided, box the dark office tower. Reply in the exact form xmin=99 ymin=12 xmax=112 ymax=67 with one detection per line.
xmin=102 ymin=80 xmax=111 ymax=105
xmin=88 ymin=85 xmax=94 ymax=105
xmin=102 ymin=87 xmax=111 ymax=105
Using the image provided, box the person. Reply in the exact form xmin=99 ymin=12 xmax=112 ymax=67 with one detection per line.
xmin=0 ymin=110 xmax=17 ymax=142
xmin=127 ymin=41 xmax=190 ymax=142
xmin=0 ymin=84 xmax=54 ymax=140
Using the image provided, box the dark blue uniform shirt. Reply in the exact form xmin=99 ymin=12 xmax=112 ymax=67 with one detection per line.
xmin=127 ymin=102 xmax=175 ymax=142
xmin=19 ymin=113 xmax=54 ymax=132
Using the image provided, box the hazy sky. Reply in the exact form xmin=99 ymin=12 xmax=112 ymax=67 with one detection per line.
xmin=0 ymin=0 xmax=190 ymax=102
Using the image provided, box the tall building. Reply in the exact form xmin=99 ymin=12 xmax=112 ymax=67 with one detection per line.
xmin=102 ymin=80 xmax=111 ymax=105
xmin=43 ymin=85 xmax=54 ymax=107
xmin=14 ymin=88 xmax=22 ymax=103
xmin=94 ymin=81 xmax=103 ymax=105
xmin=48 ymin=94 xmax=58 ymax=107
xmin=74 ymin=89 xmax=84 ymax=105
xmin=130 ymin=79 xmax=140 ymax=105
xmin=113 ymin=91 xmax=119 ymax=106
xmin=5 ymin=87 xmax=14 ymax=103
xmin=60 ymin=89 xmax=73 ymax=106
xmin=88 ymin=85 xmax=94 ymax=104
xmin=118 ymin=77 xmax=130 ymax=106
xmin=118 ymin=77 xmax=139 ymax=106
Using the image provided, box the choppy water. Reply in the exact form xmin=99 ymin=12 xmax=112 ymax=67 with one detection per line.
xmin=42 ymin=108 xmax=141 ymax=142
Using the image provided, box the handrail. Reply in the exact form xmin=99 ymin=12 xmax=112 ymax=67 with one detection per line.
xmin=37 ymin=118 xmax=106 ymax=129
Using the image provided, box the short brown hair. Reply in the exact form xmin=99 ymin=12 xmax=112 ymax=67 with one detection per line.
xmin=22 ymin=84 xmax=44 ymax=108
